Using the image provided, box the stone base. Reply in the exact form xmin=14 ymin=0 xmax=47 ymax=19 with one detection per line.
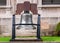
xmin=10 ymin=38 xmax=42 ymax=41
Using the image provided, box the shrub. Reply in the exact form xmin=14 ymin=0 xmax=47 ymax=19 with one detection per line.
xmin=55 ymin=22 xmax=60 ymax=36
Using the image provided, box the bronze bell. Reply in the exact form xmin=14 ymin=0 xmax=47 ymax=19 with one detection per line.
xmin=17 ymin=11 xmax=36 ymax=30
xmin=16 ymin=1 xmax=37 ymax=30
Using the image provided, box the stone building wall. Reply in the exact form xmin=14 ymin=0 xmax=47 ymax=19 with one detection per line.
xmin=0 ymin=0 xmax=60 ymax=36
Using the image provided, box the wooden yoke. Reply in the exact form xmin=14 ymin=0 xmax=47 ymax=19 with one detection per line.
xmin=16 ymin=1 xmax=37 ymax=14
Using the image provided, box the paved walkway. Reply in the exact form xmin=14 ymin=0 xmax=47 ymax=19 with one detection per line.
xmin=0 ymin=42 xmax=60 ymax=43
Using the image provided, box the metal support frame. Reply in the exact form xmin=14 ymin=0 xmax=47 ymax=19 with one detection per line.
xmin=37 ymin=14 xmax=40 ymax=39
xmin=11 ymin=15 xmax=16 ymax=40
xmin=11 ymin=14 xmax=41 ymax=40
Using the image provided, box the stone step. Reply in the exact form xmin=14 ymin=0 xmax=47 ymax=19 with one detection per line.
xmin=10 ymin=38 xmax=42 ymax=41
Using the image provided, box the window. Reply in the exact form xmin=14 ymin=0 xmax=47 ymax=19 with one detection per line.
xmin=0 ymin=0 xmax=11 ymax=6
xmin=53 ymin=0 xmax=60 ymax=4
xmin=0 ymin=0 xmax=11 ymax=14
xmin=42 ymin=0 xmax=60 ymax=5
xmin=0 ymin=0 xmax=6 ymax=5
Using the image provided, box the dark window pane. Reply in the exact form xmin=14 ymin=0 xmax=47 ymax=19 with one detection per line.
xmin=53 ymin=0 xmax=60 ymax=4
xmin=42 ymin=0 xmax=60 ymax=4
xmin=42 ymin=0 xmax=51 ymax=5
xmin=0 ymin=0 xmax=6 ymax=5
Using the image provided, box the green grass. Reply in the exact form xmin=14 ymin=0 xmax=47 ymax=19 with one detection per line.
xmin=0 ymin=36 xmax=60 ymax=42
xmin=41 ymin=36 xmax=60 ymax=42
xmin=0 ymin=36 xmax=11 ymax=42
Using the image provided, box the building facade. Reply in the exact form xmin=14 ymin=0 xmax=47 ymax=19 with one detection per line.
xmin=0 ymin=0 xmax=60 ymax=36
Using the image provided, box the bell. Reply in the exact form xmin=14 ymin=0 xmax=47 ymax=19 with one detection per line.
xmin=17 ymin=11 xmax=36 ymax=30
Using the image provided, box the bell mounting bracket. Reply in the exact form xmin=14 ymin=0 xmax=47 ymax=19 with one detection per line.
xmin=16 ymin=1 xmax=37 ymax=14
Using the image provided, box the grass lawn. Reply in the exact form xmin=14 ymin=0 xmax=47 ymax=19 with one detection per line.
xmin=0 ymin=36 xmax=60 ymax=42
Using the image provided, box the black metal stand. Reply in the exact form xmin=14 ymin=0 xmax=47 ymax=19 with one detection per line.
xmin=10 ymin=14 xmax=42 ymax=41
xmin=37 ymin=14 xmax=40 ymax=40
xmin=11 ymin=15 xmax=16 ymax=41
